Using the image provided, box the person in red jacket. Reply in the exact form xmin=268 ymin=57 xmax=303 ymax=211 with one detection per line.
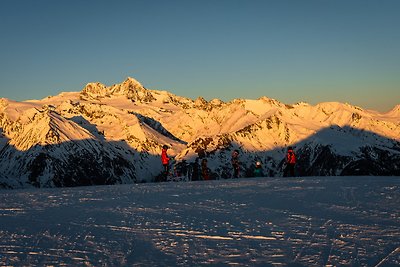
xmin=284 ymin=146 xmax=296 ymax=177
xmin=161 ymin=145 xmax=170 ymax=181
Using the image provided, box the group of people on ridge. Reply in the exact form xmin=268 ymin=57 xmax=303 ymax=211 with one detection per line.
xmin=160 ymin=145 xmax=296 ymax=181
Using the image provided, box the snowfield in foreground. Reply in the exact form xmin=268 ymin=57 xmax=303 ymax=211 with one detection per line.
xmin=0 ymin=176 xmax=399 ymax=266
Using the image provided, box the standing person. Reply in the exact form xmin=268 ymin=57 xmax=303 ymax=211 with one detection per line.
xmin=231 ymin=150 xmax=240 ymax=178
xmin=161 ymin=145 xmax=170 ymax=181
xmin=201 ymin=158 xmax=210 ymax=180
xmin=284 ymin=146 xmax=296 ymax=177
xmin=191 ymin=158 xmax=200 ymax=181
xmin=254 ymin=161 xmax=263 ymax=177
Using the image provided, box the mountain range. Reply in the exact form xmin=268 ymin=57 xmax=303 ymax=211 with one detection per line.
xmin=0 ymin=77 xmax=399 ymax=188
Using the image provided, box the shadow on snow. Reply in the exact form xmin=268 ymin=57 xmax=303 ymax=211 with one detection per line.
xmin=0 ymin=122 xmax=399 ymax=189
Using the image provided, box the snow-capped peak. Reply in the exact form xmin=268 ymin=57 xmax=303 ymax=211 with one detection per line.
xmin=0 ymin=77 xmax=399 ymax=189
xmin=387 ymin=104 xmax=400 ymax=117
xmin=9 ymin=107 xmax=95 ymax=151
xmin=122 ymin=77 xmax=145 ymax=90
xmin=80 ymin=77 xmax=155 ymax=102
xmin=257 ymin=96 xmax=284 ymax=107
xmin=209 ymin=98 xmax=225 ymax=107
xmin=80 ymin=82 xmax=108 ymax=99
xmin=194 ymin=97 xmax=208 ymax=108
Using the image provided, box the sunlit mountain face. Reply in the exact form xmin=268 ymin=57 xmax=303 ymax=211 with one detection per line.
xmin=0 ymin=78 xmax=399 ymax=188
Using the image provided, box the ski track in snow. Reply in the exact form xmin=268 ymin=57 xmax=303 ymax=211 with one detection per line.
xmin=0 ymin=176 xmax=399 ymax=266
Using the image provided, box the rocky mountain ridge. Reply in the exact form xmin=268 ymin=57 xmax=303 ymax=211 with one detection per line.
xmin=0 ymin=77 xmax=399 ymax=188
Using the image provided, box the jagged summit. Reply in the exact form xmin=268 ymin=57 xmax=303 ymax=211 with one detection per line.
xmin=110 ymin=77 xmax=146 ymax=96
xmin=387 ymin=104 xmax=400 ymax=117
xmin=194 ymin=96 xmax=208 ymax=107
xmin=209 ymin=98 xmax=225 ymax=106
xmin=81 ymin=82 xmax=107 ymax=99
xmin=257 ymin=96 xmax=284 ymax=106
xmin=122 ymin=77 xmax=145 ymax=89
xmin=80 ymin=77 xmax=155 ymax=102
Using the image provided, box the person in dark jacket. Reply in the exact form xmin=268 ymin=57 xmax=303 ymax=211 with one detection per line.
xmin=201 ymin=158 xmax=210 ymax=180
xmin=283 ymin=146 xmax=296 ymax=177
xmin=253 ymin=161 xmax=263 ymax=177
xmin=191 ymin=158 xmax=200 ymax=181
xmin=231 ymin=150 xmax=240 ymax=178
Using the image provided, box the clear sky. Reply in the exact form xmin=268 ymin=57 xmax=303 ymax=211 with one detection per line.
xmin=1 ymin=0 xmax=399 ymax=112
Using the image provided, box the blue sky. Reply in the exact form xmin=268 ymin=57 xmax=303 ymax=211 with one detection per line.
xmin=1 ymin=0 xmax=399 ymax=112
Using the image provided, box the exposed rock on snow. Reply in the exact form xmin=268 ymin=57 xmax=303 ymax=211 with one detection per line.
xmin=80 ymin=77 xmax=155 ymax=103
xmin=0 ymin=77 xmax=399 ymax=188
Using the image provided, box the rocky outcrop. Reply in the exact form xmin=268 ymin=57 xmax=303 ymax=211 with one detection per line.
xmin=0 ymin=77 xmax=399 ymax=188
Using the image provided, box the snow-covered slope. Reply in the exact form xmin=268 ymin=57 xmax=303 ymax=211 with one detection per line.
xmin=0 ymin=177 xmax=399 ymax=265
xmin=0 ymin=77 xmax=399 ymax=188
